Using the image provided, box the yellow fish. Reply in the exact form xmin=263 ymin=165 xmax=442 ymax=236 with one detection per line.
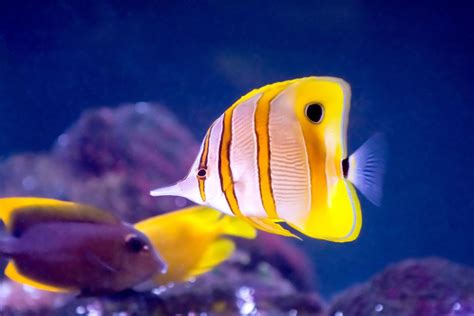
xmin=134 ymin=205 xmax=256 ymax=287
xmin=151 ymin=77 xmax=386 ymax=242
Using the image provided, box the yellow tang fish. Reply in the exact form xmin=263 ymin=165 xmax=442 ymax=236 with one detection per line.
xmin=151 ymin=77 xmax=386 ymax=242
xmin=134 ymin=205 xmax=256 ymax=287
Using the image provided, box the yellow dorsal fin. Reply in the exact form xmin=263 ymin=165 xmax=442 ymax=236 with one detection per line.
xmin=220 ymin=216 xmax=257 ymax=239
xmin=184 ymin=239 xmax=235 ymax=279
xmin=229 ymin=78 xmax=304 ymax=110
xmin=245 ymin=217 xmax=300 ymax=239
xmin=0 ymin=197 xmax=119 ymax=234
xmin=4 ymin=262 xmax=70 ymax=293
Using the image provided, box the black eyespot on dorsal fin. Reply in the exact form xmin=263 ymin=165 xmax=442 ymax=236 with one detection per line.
xmin=197 ymin=168 xmax=207 ymax=179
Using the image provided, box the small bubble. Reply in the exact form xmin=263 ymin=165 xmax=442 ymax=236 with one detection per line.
xmin=453 ymin=302 xmax=461 ymax=311
xmin=289 ymin=309 xmax=298 ymax=316
xmin=0 ymin=283 xmax=12 ymax=298
xmin=22 ymin=285 xmax=35 ymax=293
xmin=75 ymin=306 xmax=86 ymax=314
xmin=86 ymin=303 xmax=102 ymax=316
xmin=236 ymin=287 xmax=256 ymax=315
xmin=241 ymin=302 xmax=256 ymax=315
xmin=334 ymin=312 xmax=344 ymax=316
xmin=375 ymin=304 xmax=383 ymax=312
xmin=152 ymin=286 xmax=167 ymax=295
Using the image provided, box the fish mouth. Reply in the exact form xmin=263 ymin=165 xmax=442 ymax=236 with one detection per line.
xmin=153 ymin=251 xmax=168 ymax=274
xmin=150 ymin=182 xmax=183 ymax=197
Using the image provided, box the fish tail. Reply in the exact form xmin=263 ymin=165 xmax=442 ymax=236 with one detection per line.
xmin=347 ymin=133 xmax=387 ymax=206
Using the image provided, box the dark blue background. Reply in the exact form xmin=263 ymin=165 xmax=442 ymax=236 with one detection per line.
xmin=0 ymin=1 xmax=473 ymax=296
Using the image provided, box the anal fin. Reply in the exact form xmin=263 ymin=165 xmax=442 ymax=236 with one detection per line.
xmin=245 ymin=217 xmax=300 ymax=239
xmin=4 ymin=262 xmax=70 ymax=293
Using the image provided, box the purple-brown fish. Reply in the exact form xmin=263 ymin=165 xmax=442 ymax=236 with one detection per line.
xmin=0 ymin=197 xmax=166 ymax=295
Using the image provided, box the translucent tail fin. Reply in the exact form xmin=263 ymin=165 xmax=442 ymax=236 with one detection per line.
xmin=348 ymin=133 xmax=387 ymax=206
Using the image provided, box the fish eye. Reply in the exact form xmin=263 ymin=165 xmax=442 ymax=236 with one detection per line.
xmin=125 ymin=234 xmax=149 ymax=253
xmin=197 ymin=168 xmax=207 ymax=179
xmin=305 ymin=103 xmax=324 ymax=123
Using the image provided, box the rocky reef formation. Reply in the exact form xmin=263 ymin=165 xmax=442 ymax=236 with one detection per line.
xmin=0 ymin=251 xmax=325 ymax=315
xmin=0 ymin=103 xmax=322 ymax=315
xmin=328 ymin=258 xmax=474 ymax=316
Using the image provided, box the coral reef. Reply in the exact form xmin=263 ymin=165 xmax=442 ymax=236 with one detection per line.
xmin=0 ymin=103 xmax=320 ymax=315
xmin=327 ymin=258 xmax=474 ymax=316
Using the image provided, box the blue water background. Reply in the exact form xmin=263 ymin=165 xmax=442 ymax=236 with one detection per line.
xmin=0 ymin=1 xmax=472 ymax=296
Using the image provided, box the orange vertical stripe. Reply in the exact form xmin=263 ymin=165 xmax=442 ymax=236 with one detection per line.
xmin=254 ymin=81 xmax=295 ymax=218
xmin=254 ymin=92 xmax=279 ymax=218
xmin=218 ymin=111 xmax=244 ymax=217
